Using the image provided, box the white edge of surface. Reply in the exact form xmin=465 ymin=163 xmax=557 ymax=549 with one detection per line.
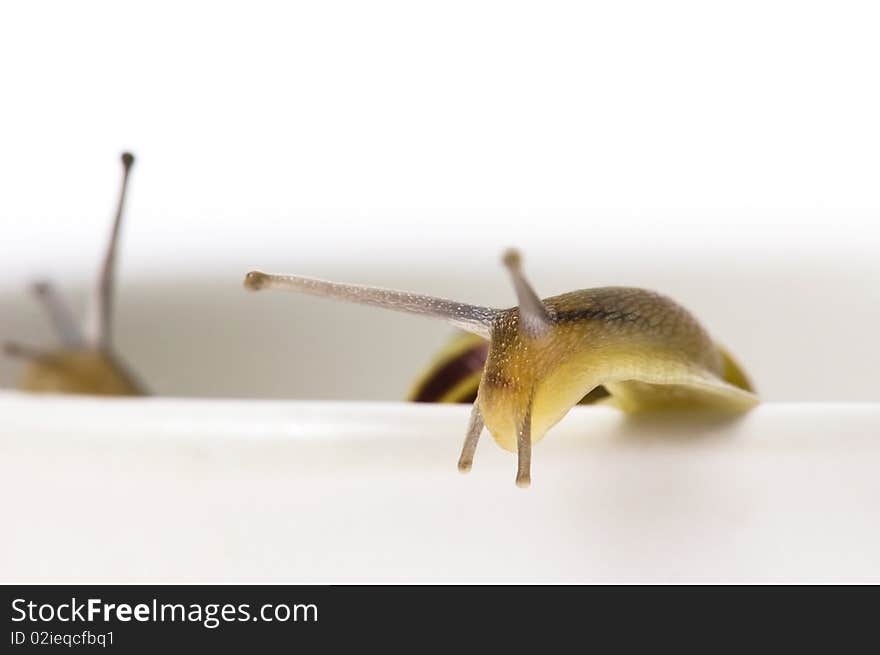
xmin=2 ymin=392 xmax=879 ymax=584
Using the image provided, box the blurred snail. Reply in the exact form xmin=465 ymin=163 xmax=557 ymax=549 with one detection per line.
xmin=244 ymin=248 xmax=757 ymax=487
xmin=3 ymin=153 xmax=146 ymax=396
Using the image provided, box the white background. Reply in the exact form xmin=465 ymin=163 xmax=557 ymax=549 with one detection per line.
xmin=2 ymin=1 xmax=879 ymax=268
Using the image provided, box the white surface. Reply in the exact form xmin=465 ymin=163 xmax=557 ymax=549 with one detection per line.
xmin=1 ymin=393 xmax=878 ymax=583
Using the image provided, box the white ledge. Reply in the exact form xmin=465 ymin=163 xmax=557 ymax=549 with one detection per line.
xmin=1 ymin=393 xmax=879 ymax=583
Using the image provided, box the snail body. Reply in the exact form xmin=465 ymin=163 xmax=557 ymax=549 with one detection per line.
xmin=12 ymin=348 xmax=143 ymax=395
xmin=410 ymin=295 xmax=753 ymax=412
xmin=244 ymin=248 xmax=757 ymax=487
xmin=477 ymin=287 xmax=755 ymax=454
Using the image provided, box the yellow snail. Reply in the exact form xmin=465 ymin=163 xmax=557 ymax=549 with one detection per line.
xmin=3 ymin=153 xmax=145 ymax=395
xmin=244 ymin=248 xmax=757 ymax=487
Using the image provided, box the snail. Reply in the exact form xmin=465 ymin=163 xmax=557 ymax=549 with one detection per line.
xmin=243 ymin=249 xmax=757 ymax=487
xmin=3 ymin=153 xmax=145 ymax=395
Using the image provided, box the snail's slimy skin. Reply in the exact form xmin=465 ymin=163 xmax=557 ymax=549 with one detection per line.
xmin=478 ymin=288 xmax=756 ymax=452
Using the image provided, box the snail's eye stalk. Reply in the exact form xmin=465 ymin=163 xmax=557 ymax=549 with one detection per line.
xmin=502 ymin=248 xmax=552 ymax=338
xmin=243 ymin=270 xmax=500 ymax=338
xmin=243 ymin=271 xmax=269 ymax=291
xmin=86 ymin=151 xmax=135 ymax=351
xmin=31 ymin=281 xmax=84 ymax=349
